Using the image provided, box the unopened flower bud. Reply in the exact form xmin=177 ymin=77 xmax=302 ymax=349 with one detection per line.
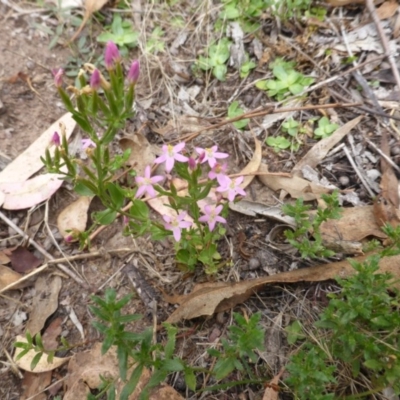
xmin=51 ymin=131 xmax=61 ymax=146
xmin=127 ymin=60 xmax=140 ymax=85
xmin=52 ymin=68 xmax=64 ymax=87
xmin=188 ymin=157 xmax=196 ymax=171
xmin=90 ymin=69 xmax=101 ymax=90
xmin=104 ymin=41 xmax=120 ymax=69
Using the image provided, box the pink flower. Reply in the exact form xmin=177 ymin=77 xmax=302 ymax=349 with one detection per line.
xmin=52 ymin=68 xmax=64 ymax=87
xmin=82 ymin=138 xmax=97 ymax=150
xmin=51 ymin=131 xmax=61 ymax=146
xmin=216 ymin=176 xmax=246 ymax=201
xmin=208 ymin=163 xmax=229 ymax=184
xmin=135 ymin=165 xmax=163 ymax=198
xmin=188 ymin=157 xmax=197 ymax=171
xmin=199 ymin=204 xmax=226 ymax=231
xmin=90 ymin=69 xmax=101 ymax=90
xmin=154 ymin=142 xmax=188 ymax=172
xmin=104 ymin=41 xmax=120 ymax=69
xmin=127 ymin=60 xmax=140 ymax=85
xmin=163 ymin=212 xmax=192 ymax=242
xmin=195 ymin=145 xmax=228 ymax=168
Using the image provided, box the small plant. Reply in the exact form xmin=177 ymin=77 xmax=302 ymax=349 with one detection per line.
xmin=285 ymin=247 xmax=400 ymax=398
xmin=194 ymin=38 xmax=232 ymax=81
xmin=43 ymin=42 xmax=246 ymax=275
xmin=313 ymin=116 xmax=339 ymax=139
xmin=227 ymin=101 xmax=249 ymax=130
xmin=282 ymin=191 xmax=342 ymax=258
xmin=208 ymin=312 xmax=265 ymax=380
xmin=266 ymin=136 xmax=291 ymax=152
xmin=256 ymin=58 xmax=314 ymax=101
xmin=239 ymin=55 xmax=257 ymax=78
xmin=145 ymin=27 xmax=165 ymax=54
xmin=97 ymin=14 xmax=139 ymax=55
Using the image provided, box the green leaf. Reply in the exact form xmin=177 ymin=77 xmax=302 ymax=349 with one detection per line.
xmin=184 ymin=368 xmax=196 ymax=391
xmin=285 ymin=320 xmax=306 ymax=345
xmin=120 ymin=364 xmax=144 ymax=400
xmin=213 ymin=64 xmax=227 ymax=81
xmin=93 ymin=209 xmax=117 ymax=225
xmin=30 ymin=352 xmax=43 ymax=370
xmin=130 ymin=199 xmax=149 ymax=220
xmin=74 ymin=181 xmax=96 ymax=196
xmin=162 ymin=358 xmax=184 ymax=372
xmin=213 ymin=357 xmax=236 ymax=380
xmin=106 ymin=183 xmax=125 ymax=209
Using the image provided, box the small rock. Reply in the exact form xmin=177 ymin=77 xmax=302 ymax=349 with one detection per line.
xmin=339 ymin=175 xmax=350 ymax=186
xmin=248 ymin=257 xmax=260 ymax=270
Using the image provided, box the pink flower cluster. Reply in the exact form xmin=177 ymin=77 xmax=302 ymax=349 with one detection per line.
xmin=134 ymin=142 xmax=246 ymax=242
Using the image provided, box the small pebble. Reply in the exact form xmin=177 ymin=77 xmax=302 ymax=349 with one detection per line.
xmin=248 ymin=257 xmax=261 ymax=270
xmin=338 ymin=175 xmax=350 ymax=186
xmin=392 ymin=145 xmax=400 ymax=155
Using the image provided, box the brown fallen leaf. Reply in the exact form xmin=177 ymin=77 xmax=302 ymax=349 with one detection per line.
xmin=120 ymin=132 xmax=160 ymax=178
xmin=240 ymin=135 xmax=262 ymax=188
xmin=64 ymin=343 xmax=183 ymax=400
xmin=26 ymin=275 xmax=62 ymax=336
xmin=0 ymin=112 xmax=76 ymax=184
xmin=257 ymin=163 xmax=332 ymax=201
xmin=292 ymin=116 xmax=362 ymax=177
xmin=57 ymin=196 xmax=93 ymax=240
xmin=21 ymin=370 xmax=52 ymax=400
xmin=165 ymin=253 xmax=400 ymax=323
xmin=8 ymin=246 xmax=42 ymax=273
xmin=262 ymin=368 xmax=284 ymax=400
xmin=376 ymin=0 xmax=399 ymax=20
xmin=0 ymin=250 xmax=11 ymax=264
xmin=0 ymin=265 xmax=23 ymax=291
xmin=14 ymin=334 xmax=69 ymax=373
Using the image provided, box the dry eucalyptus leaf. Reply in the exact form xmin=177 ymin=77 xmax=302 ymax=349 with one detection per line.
xmin=9 ymin=246 xmax=42 ymax=273
xmin=0 ymin=112 xmax=75 ymax=184
xmin=14 ymin=334 xmax=69 ymax=373
xmin=0 ymin=174 xmax=64 ymax=210
xmin=57 ymin=196 xmax=93 ymax=240
xmin=119 ymin=133 xmax=159 ymax=177
xmin=240 ymin=136 xmax=262 ymax=189
xmin=292 ymin=116 xmax=363 ymax=176
xmin=26 ymin=276 xmax=62 ymax=336
xmin=165 ymin=253 xmax=400 ymax=323
xmin=0 ymin=265 xmax=23 ymax=291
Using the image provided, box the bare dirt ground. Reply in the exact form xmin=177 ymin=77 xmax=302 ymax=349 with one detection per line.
xmin=1 ymin=0 xmax=400 ymax=399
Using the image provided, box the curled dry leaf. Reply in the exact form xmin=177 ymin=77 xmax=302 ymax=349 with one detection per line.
xmin=14 ymin=334 xmax=69 ymax=373
xmin=0 ymin=174 xmax=64 ymax=210
xmin=239 ymin=135 xmax=262 ymax=189
xmin=0 ymin=112 xmax=75 ymax=184
xmin=57 ymin=196 xmax=93 ymax=240
xmin=165 ymin=253 xmax=400 ymax=323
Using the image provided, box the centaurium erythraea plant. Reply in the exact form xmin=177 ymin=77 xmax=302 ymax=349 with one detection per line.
xmin=43 ymin=41 xmax=246 ymax=274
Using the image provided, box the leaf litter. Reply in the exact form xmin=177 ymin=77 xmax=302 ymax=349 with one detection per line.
xmin=2 ymin=1 xmax=400 ymax=399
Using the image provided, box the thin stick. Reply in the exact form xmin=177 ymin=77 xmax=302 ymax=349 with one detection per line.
xmin=343 ymin=145 xmax=375 ymax=198
xmin=0 ymin=211 xmax=88 ymax=288
xmin=366 ymin=0 xmax=400 ymax=98
xmin=364 ymin=137 xmax=400 ymax=173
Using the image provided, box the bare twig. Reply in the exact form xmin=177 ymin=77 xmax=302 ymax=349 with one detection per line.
xmin=343 ymin=145 xmax=375 ymax=198
xmin=366 ymin=0 xmax=400 ymax=99
xmin=0 ymin=211 xmax=88 ymax=288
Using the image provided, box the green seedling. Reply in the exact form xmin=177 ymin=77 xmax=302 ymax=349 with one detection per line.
xmin=256 ymin=58 xmax=314 ymax=101
xmin=227 ymin=101 xmax=249 ymax=129
xmin=314 ymin=116 xmax=339 ymax=139
xmin=240 ymin=55 xmax=257 ymax=78
xmin=145 ymin=27 xmax=165 ymax=54
xmin=194 ymin=38 xmax=232 ymax=81
xmin=266 ymin=136 xmax=291 ymax=152
xmin=282 ymin=191 xmax=342 ymax=258
xmin=97 ymin=14 xmax=139 ymax=54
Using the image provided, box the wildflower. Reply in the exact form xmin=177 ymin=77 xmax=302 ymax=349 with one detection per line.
xmin=90 ymin=69 xmax=101 ymax=90
xmin=127 ymin=60 xmax=140 ymax=85
xmin=52 ymin=68 xmax=64 ymax=87
xmin=154 ymin=142 xmax=188 ymax=172
xmin=51 ymin=131 xmax=61 ymax=146
xmin=199 ymin=204 xmax=226 ymax=231
xmin=104 ymin=41 xmax=120 ymax=69
xmin=216 ymin=176 xmax=246 ymax=202
xmin=135 ymin=165 xmax=164 ymax=198
xmin=195 ymin=145 xmax=228 ymax=168
xmin=208 ymin=162 xmax=229 ymax=185
xmin=82 ymin=138 xmax=97 ymax=150
xmin=188 ymin=157 xmax=197 ymax=171
xmin=163 ymin=212 xmax=192 ymax=242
